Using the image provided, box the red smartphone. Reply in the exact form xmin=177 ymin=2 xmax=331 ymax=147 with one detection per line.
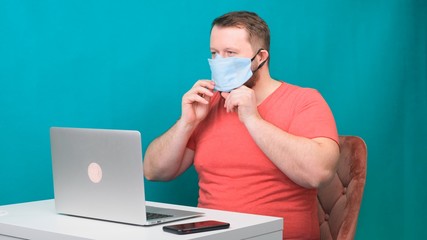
xmin=163 ymin=220 xmax=230 ymax=234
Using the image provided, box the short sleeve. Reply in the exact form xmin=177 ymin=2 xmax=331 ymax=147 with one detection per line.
xmin=289 ymin=89 xmax=339 ymax=144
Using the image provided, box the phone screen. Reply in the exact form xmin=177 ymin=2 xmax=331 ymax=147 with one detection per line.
xmin=163 ymin=220 xmax=230 ymax=234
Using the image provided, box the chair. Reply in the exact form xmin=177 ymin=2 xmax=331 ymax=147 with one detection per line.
xmin=317 ymin=136 xmax=367 ymax=240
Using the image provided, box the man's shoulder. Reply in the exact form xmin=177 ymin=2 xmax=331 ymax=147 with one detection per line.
xmin=279 ymin=81 xmax=321 ymax=99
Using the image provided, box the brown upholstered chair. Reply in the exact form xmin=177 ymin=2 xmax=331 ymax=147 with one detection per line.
xmin=317 ymin=136 xmax=367 ymax=240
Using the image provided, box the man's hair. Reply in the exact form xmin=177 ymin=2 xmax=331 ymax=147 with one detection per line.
xmin=212 ymin=11 xmax=270 ymax=53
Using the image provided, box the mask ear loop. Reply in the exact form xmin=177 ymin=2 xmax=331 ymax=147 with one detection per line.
xmin=251 ymin=48 xmax=269 ymax=73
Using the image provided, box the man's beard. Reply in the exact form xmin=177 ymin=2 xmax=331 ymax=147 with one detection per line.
xmin=244 ymin=70 xmax=261 ymax=89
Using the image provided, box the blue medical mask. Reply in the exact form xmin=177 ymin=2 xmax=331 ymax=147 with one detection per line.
xmin=208 ymin=49 xmax=266 ymax=92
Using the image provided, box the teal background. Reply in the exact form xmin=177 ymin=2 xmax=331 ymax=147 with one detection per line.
xmin=1 ymin=0 xmax=426 ymax=239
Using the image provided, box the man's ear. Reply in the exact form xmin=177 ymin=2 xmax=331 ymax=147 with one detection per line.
xmin=259 ymin=49 xmax=269 ymax=63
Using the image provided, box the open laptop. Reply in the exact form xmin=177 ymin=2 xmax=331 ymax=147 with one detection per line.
xmin=50 ymin=127 xmax=203 ymax=226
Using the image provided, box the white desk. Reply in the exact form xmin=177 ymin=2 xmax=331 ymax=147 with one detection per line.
xmin=0 ymin=200 xmax=283 ymax=240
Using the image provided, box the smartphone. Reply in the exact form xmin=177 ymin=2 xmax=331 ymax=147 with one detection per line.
xmin=163 ymin=220 xmax=230 ymax=234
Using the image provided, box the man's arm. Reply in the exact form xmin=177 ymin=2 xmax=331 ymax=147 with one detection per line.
xmin=245 ymin=117 xmax=339 ymax=189
xmin=143 ymin=80 xmax=215 ymax=181
xmin=222 ymin=86 xmax=339 ymax=189
xmin=143 ymin=120 xmax=195 ymax=181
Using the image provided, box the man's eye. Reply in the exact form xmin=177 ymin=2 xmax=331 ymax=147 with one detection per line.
xmin=227 ymin=51 xmax=236 ymax=56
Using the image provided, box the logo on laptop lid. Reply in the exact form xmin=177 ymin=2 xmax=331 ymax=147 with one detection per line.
xmin=88 ymin=162 xmax=103 ymax=183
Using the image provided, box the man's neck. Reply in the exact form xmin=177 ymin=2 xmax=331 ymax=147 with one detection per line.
xmin=252 ymin=70 xmax=281 ymax=105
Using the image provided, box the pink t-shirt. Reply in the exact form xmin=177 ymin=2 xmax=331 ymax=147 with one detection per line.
xmin=188 ymin=82 xmax=338 ymax=239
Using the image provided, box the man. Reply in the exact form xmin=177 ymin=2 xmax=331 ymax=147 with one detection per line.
xmin=144 ymin=11 xmax=339 ymax=239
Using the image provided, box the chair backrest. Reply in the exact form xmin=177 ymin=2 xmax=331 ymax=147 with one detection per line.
xmin=317 ymin=136 xmax=367 ymax=240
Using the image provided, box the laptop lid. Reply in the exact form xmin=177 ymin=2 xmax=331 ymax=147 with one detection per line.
xmin=50 ymin=127 xmax=203 ymax=225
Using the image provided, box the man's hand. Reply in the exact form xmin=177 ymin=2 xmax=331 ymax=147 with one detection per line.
xmin=181 ymin=80 xmax=215 ymax=126
xmin=221 ymin=85 xmax=261 ymax=124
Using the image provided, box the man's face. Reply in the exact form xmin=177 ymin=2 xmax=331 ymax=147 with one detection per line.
xmin=210 ymin=25 xmax=254 ymax=59
xmin=210 ymin=25 xmax=261 ymax=88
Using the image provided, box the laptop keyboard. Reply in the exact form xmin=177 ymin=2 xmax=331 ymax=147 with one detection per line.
xmin=146 ymin=212 xmax=173 ymax=220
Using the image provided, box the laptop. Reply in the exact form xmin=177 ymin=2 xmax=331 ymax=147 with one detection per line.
xmin=50 ymin=127 xmax=203 ymax=226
